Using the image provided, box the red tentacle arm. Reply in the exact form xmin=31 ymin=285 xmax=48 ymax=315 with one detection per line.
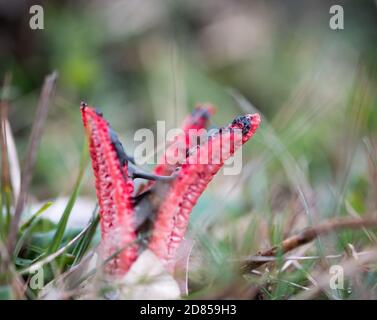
xmin=153 ymin=103 xmax=215 ymax=177
xmin=149 ymin=113 xmax=261 ymax=272
xmin=81 ymin=103 xmax=138 ymax=275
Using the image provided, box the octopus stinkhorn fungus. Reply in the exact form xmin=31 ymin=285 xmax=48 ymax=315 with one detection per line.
xmin=81 ymin=102 xmax=260 ymax=275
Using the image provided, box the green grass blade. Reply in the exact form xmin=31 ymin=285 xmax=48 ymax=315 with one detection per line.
xmin=46 ymin=143 xmax=89 ymax=255
xmin=13 ymin=202 xmax=53 ymax=260
xmin=20 ymin=202 xmax=52 ymax=232
xmin=19 ymin=222 xmax=91 ymax=276
xmin=71 ymin=208 xmax=99 ymax=266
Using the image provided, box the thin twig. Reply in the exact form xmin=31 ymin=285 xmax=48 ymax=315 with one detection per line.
xmin=6 ymin=71 xmax=58 ymax=257
xmin=241 ymin=217 xmax=377 ymax=273
xmin=0 ymin=73 xmax=12 ymax=207
xmin=293 ymin=249 xmax=377 ymax=300
xmin=0 ymin=73 xmax=13 ymax=275
xmin=5 ymin=120 xmax=21 ymax=203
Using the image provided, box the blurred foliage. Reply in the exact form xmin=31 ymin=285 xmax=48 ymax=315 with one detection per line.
xmin=0 ymin=0 xmax=377 ymax=299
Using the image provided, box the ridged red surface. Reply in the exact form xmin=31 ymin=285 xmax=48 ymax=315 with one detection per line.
xmin=81 ymin=102 xmax=260 ymax=276
xmin=81 ymin=104 xmax=138 ymax=275
xmin=153 ymin=104 xmax=215 ymax=177
xmin=149 ymin=113 xmax=261 ymax=271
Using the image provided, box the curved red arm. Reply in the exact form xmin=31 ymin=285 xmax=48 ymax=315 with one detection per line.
xmin=149 ymin=113 xmax=261 ymax=271
xmin=81 ymin=103 xmax=138 ymax=275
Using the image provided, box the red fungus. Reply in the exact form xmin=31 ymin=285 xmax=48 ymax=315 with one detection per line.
xmin=153 ymin=103 xmax=215 ymax=177
xmin=81 ymin=102 xmax=260 ymax=276
xmin=81 ymin=103 xmax=138 ymax=275
xmin=149 ymin=113 xmax=261 ymax=271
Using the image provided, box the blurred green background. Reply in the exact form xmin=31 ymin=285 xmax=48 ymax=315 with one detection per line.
xmin=1 ymin=0 xmax=377 ymax=285
xmin=1 ymin=0 xmax=375 ymax=199
xmin=0 ymin=0 xmax=377 ymax=298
